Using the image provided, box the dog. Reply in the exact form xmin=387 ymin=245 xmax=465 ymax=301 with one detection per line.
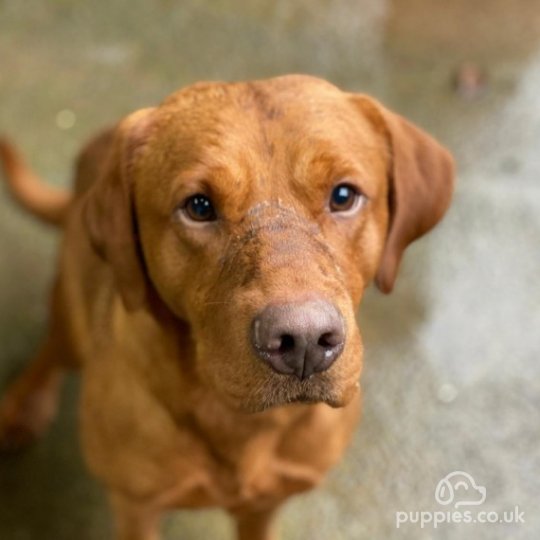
xmin=0 ymin=75 xmax=454 ymax=540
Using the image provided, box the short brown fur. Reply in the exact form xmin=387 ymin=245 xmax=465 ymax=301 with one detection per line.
xmin=0 ymin=75 xmax=454 ymax=540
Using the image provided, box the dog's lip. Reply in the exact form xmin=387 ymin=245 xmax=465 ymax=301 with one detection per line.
xmin=287 ymin=387 xmax=342 ymax=406
xmin=288 ymin=393 xmax=320 ymax=404
xmin=239 ymin=374 xmax=359 ymax=412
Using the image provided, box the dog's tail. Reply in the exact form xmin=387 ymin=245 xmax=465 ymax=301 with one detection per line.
xmin=0 ymin=138 xmax=72 ymax=227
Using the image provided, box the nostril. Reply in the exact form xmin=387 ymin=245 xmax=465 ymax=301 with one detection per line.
xmin=264 ymin=334 xmax=296 ymax=354
xmin=251 ymin=299 xmax=345 ymax=379
xmin=279 ymin=334 xmax=295 ymax=353
xmin=317 ymin=332 xmax=342 ymax=349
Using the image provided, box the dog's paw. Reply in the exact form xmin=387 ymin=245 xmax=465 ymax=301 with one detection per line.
xmin=0 ymin=419 xmax=38 ymax=452
xmin=0 ymin=388 xmax=58 ymax=453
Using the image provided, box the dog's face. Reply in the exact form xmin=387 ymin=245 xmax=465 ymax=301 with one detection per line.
xmin=85 ymin=76 xmax=454 ymax=412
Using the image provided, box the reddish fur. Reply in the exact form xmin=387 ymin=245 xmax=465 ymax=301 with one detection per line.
xmin=0 ymin=138 xmax=71 ymax=226
xmin=0 ymin=75 xmax=454 ymax=540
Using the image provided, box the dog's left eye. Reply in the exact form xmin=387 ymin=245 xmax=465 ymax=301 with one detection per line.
xmin=182 ymin=194 xmax=217 ymax=222
xmin=329 ymin=184 xmax=362 ymax=214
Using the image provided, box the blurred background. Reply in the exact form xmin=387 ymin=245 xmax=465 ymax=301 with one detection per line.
xmin=0 ymin=0 xmax=539 ymax=539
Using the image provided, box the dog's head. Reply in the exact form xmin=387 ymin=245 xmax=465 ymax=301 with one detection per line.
xmin=84 ymin=75 xmax=454 ymax=412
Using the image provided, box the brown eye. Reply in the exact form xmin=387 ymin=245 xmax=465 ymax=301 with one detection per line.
xmin=183 ymin=194 xmax=217 ymax=222
xmin=329 ymin=184 xmax=360 ymax=213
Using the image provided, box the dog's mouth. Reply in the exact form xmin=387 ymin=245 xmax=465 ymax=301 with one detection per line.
xmin=231 ymin=369 xmax=360 ymax=413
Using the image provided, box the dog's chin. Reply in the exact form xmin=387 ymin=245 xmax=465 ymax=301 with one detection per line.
xmin=221 ymin=372 xmax=360 ymax=414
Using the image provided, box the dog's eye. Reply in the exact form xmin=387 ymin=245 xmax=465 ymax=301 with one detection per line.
xmin=183 ymin=194 xmax=217 ymax=222
xmin=329 ymin=184 xmax=361 ymax=213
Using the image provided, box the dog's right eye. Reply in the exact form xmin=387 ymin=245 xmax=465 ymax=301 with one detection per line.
xmin=182 ymin=194 xmax=217 ymax=222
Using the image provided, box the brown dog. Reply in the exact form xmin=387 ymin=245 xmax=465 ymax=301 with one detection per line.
xmin=0 ymin=75 xmax=454 ymax=540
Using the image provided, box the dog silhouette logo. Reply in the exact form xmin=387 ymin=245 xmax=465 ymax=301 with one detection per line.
xmin=435 ymin=471 xmax=487 ymax=508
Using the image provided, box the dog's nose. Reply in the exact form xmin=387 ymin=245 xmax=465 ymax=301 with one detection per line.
xmin=251 ymin=299 xmax=345 ymax=380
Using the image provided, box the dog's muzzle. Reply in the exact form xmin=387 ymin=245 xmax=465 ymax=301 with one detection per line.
xmin=250 ymin=298 xmax=345 ymax=380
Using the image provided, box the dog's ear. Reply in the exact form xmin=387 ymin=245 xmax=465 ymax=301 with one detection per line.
xmin=83 ymin=108 xmax=155 ymax=311
xmin=351 ymin=96 xmax=455 ymax=293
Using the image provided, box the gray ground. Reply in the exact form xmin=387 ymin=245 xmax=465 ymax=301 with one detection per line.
xmin=0 ymin=1 xmax=539 ymax=539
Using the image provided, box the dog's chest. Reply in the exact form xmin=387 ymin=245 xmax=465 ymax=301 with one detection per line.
xmin=168 ymin=445 xmax=319 ymax=512
xmin=164 ymin=408 xmax=321 ymax=510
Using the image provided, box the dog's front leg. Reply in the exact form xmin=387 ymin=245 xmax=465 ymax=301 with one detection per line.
xmin=0 ymin=278 xmax=79 ymax=451
xmin=233 ymin=506 xmax=280 ymax=540
xmin=110 ymin=492 xmax=162 ymax=540
xmin=0 ymin=331 xmax=66 ymax=450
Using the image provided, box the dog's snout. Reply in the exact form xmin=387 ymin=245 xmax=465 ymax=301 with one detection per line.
xmin=251 ymin=299 xmax=345 ymax=380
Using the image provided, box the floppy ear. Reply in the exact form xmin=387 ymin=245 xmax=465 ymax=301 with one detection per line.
xmin=83 ymin=108 xmax=155 ymax=311
xmin=352 ymin=96 xmax=455 ymax=293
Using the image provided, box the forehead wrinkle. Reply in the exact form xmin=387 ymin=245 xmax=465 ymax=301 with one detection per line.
xmin=244 ymin=83 xmax=284 ymax=122
xmin=258 ymin=120 xmax=359 ymax=205
xmin=166 ymin=123 xmax=271 ymax=213
xmin=287 ymin=135 xmax=382 ymax=199
xmin=208 ymin=104 xmax=281 ymax=208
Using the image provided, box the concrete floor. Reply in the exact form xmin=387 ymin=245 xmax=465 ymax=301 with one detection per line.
xmin=1 ymin=1 xmax=539 ymax=539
